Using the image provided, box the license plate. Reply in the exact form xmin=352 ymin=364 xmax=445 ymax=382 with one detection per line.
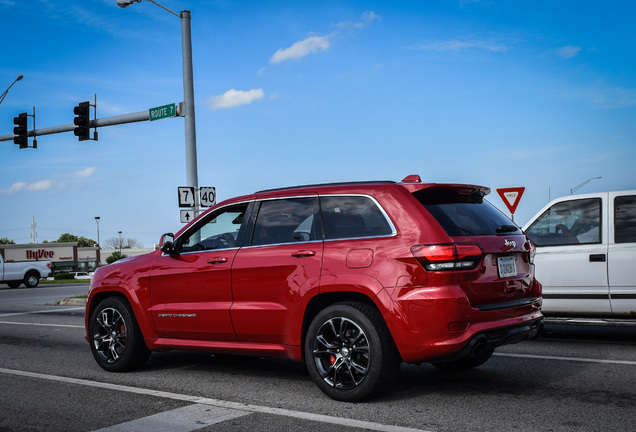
xmin=497 ymin=256 xmax=517 ymax=278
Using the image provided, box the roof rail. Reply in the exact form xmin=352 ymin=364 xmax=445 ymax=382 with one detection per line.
xmin=255 ymin=180 xmax=395 ymax=194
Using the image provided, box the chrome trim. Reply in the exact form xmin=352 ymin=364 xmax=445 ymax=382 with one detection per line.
xmin=166 ymin=192 xmax=398 ymax=254
xmin=239 ymin=239 xmax=323 ymax=250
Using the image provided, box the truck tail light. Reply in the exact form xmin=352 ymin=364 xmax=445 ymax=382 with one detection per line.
xmin=411 ymin=243 xmax=483 ymax=271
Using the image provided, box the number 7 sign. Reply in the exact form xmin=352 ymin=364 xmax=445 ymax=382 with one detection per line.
xmin=178 ymin=186 xmax=195 ymax=207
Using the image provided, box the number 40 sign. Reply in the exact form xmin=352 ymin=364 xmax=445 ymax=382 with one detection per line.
xmin=199 ymin=187 xmax=216 ymax=207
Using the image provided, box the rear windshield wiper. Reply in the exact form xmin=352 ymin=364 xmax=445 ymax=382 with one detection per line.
xmin=496 ymin=224 xmax=519 ymax=233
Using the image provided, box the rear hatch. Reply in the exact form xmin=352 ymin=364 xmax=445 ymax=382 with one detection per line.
xmin=411 ymin=186 xmax=535 ymax=309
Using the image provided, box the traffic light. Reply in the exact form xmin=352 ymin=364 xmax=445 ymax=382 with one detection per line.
xmin=73 ymin=101 xmax=91 ymax=141
xmin=13 ymin=112 xmax=28 ymax=149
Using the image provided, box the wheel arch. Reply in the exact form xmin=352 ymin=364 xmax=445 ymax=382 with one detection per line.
xmin=86 ymin=287 xmax=156 ymax=343
xmin=23 ymin=270 xmax=40 ymax=287
xmin=300 ymin=291 xmax=398 ymax=362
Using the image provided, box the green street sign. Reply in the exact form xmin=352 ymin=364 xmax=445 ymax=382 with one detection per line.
xmin=149 ymin=103 xmax=176 ymax=121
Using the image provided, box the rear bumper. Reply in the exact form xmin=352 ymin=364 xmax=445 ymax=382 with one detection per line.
xmin=426 ymin=318 xmax=544 ymax=363
xmin=376 ymin=285 xmax=543 ymax=363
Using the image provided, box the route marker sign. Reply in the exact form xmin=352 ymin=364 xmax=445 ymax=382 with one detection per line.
xmin=496 ymin=187 xmax=526 ymax=215
xmin=149 ymin=103 xmax=177 ymax=121
xmin=178 ymin=186 xmax=195 ymax=207
xmin=199 ymin=187 xmax=216 ymax=207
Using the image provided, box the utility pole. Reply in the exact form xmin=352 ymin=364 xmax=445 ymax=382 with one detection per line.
xmin=31 ymin=215 xmax=37 ymax=244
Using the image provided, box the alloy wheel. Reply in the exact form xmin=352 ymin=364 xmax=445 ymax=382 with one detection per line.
xmin=312 ymin=317 xmax=370 ymax=389
xmin=93 ymin=307 xmax=127 ymax=364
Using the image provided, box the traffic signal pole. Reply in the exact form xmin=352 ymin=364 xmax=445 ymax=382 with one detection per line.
xmin=0 ymin=104 xmax=183 ymax=143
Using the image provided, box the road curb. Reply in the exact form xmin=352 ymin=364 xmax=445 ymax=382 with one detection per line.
xmin=58 ymin=298 xmax=87 ymax=306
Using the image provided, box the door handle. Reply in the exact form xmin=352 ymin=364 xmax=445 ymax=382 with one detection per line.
xmin=207 ymin=257 xmax=228 ymax=264
xmin=589 ymin=254 xmax=606 ymax=262
xmin=291 ymin=250 xmax=316 ymax=258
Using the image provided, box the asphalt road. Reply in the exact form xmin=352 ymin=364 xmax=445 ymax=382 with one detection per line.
xmin=1 ymin=284 xmax=635 ymax=432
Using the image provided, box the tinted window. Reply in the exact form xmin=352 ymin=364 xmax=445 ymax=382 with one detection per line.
xmin=180 ymin=204 xmax=248 ymax=252
xmin=414 ymin=188 xmax=519 ymax=236
xmin=525 ymin=198 xmax=601 ymax=246
xmin=615 ymin=195 xmax=636 ymax=243
xmin=251 ymin=198 xmax=318 ymax=246
xmin=320 ymin=196 xmax=393 ymax=240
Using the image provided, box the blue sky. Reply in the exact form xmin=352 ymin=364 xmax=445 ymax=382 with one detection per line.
xmin=1 ymin=0 xmax=635 ymax=247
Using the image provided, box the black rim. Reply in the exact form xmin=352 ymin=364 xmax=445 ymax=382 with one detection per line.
xmin=312 ymin=317 xmax=370 ymax=389
xmin=93 ymin=307 xmax=127 ymax=363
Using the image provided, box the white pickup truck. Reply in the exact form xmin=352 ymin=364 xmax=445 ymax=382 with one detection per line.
xmin=0 ymin=253 xmax=52 ymax=288
xmin=523 ymin=190 xmax=636 ymax=318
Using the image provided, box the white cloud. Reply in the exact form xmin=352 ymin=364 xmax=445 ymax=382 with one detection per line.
xmin=26 ymin=180 xmax=53 ymax=191
xmin=72 ymin=167 xmax=98 ymax=178
xmin=404 ymin=39 xmax=508 ymax=52
xmin=569 ymin=82 xmax=636 ymax=109
xmin=204 ymin=89 xmax=265 ymax=110
xmin=555 ymin=45 xmax=582 ymax=59
xmin=336 ymin=11 xmax=381 ymax=29
xmin=1 ymin=182 xmax=26 ymax=194
xmin=269 ymin=35 xmax=333 ymax=64
xmin=0 ymin=167 xmax=97 ymax=195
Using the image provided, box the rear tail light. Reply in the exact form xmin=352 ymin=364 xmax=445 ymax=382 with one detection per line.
xmin=411 ymin=243 xmax=483 ymax=271
xmin=525 ymin=240 xmax=536 ymax=264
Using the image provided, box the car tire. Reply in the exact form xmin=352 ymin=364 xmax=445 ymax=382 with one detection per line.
xmin=304 ymin=302 xmax=400 ymax=402
xmin=23 ymin=271 xmax=40 ymax=288
xmin=89 ymin=297 xmax=151 ymax=372
xmin=7 ymin=281 xmax=21 ymax=288
xmin=432 ymin=348 xmax=494 ymax=371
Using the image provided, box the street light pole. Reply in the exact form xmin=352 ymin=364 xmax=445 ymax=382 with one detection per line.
xmin=118 ymin=231 xmax=123 ymax=254
xmin=95 ymin=216 xmax=100 ymax=248
xmin=116 ymin=0 xmax=199 ymax=215
xmin=0 ymin=75 xmax=23 ymax=105
xmin=571 ymin=177 xmax=602 ymax=195
xmin=180 ymin=10 xmax=199 ymax=216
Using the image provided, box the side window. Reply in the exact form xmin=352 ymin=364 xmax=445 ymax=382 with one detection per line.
xmin=251 ymin=198 xmax=318 ymax=246
xmin=615 ymin=195 xmax=636 ymax=243
xmin=180 ymin=204 xmax=248 ymax=253
xmin=320 ymin=195 xmax=393 ymax=240
xmin=525 ymin=198 xmax=601 ymax=246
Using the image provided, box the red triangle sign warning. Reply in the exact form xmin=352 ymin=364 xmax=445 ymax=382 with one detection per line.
xmin=496 ymin=187 xmax=526 ymax=214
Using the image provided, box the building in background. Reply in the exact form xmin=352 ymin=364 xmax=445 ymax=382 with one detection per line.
xmin=1 ymin=243 xmax=100 ymax=273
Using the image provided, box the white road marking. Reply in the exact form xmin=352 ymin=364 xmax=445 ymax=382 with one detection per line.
xmin=91 ymin=404 xmax=250 ymax=432
xmin=0 ymin=367 xmax=431 ymax=432
xmin=0 ymin=321 xmax=84 ymax=329
xmin=495 ymin=352 xmax=636 ymax=366
xmin=0 ymin=307 xmax=85 ymax=317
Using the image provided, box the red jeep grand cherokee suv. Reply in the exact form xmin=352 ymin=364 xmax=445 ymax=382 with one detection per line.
xmin=86 ymin=175 xmax=542 ymax=401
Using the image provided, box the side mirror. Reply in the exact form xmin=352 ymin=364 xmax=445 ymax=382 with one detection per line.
xmin=159 ymin=233 xmax=176 ymax=254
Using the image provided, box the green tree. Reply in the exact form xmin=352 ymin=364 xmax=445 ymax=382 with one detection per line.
xmin=106 ymin=251 xmax=128 ymax=264
xmin=55 ymin=233 xmax=97 ymax=247
xmin=0 ymin=237 xmax=15 ymax=244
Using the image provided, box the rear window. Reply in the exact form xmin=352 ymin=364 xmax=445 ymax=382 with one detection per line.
xmin=414 ymin=188 xmax=519 ymax=236
xmin=320 ymin=195 xmax=394 ymax=240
